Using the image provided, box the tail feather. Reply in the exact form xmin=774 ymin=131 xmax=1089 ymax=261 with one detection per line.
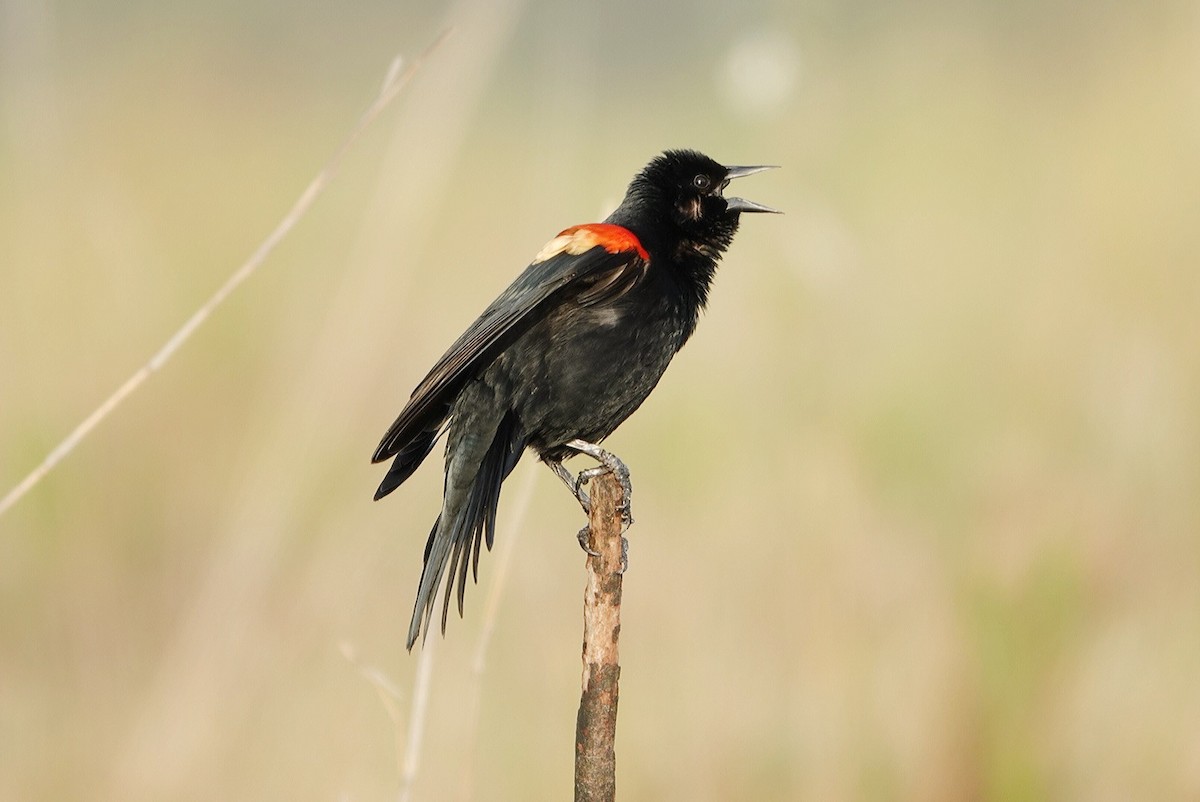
xmin=406 ymin=411 xmax=525 ymax=649
xmin=374 ymin=425 xmax=443 ymax=501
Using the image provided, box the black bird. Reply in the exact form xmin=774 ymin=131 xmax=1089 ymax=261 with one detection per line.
xmin=372 ymin=149 xmax=778 ymax=648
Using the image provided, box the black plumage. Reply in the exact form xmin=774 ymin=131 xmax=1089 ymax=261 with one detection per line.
xmin=372 ymin=149 xmax=777 ymax=648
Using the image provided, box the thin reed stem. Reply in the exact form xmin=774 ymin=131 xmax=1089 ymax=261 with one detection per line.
xmin=0 ymin=30 xmax=453 ymax=519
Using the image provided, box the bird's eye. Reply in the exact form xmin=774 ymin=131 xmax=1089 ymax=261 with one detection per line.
xmin=692 ymin=174 xmax=711 ymax=190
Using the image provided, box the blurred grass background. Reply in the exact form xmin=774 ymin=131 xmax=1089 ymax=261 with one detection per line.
xmin=2 ymin=0 xmax=1199 ymax=799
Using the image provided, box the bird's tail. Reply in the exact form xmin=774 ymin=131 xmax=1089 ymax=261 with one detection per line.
xmin=374 ymin=425 xmax=441 ymax=501
xmin=406 ymin=411 xmax=525 ymax=649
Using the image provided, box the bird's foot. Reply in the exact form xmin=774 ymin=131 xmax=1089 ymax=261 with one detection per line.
xmin=549 ymin=458 xmax=592 ymax=515
xmin=548 ymin=443 xmax=633 ymax=560
xmin=565 ymin=439 xmax=634 ymax=529
xmin=576 ymin=525 xmax=601 ymax=558
xmin=576 ymin=527 xmax=630 ymax=573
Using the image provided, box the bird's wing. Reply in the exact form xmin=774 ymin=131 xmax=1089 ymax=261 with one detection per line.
xmin=371 ymin=224 xmax=650 ymax=465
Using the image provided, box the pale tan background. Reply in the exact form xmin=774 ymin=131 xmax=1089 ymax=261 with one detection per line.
xmin=3 ymin=0 xmax=1199 ymax=799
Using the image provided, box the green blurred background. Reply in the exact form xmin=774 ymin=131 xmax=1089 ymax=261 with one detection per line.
xmin=3 ymin=0 xmax=1199 ymax=799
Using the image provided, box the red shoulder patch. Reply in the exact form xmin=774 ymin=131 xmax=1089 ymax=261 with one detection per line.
xmin=533 ymin=223 xmax=649 ymax=263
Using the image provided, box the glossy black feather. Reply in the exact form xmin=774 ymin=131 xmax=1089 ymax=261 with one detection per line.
xmin=371 ymin=246 xmax=647 ymax=473
xmin=408 ymin=404 xmax=525 ymax=647
xmin=374 ymin=149 xmax=776 ymax=649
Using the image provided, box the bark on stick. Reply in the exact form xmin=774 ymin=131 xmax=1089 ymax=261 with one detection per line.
xmin=573 ymin=471 xmax=624 ymax=802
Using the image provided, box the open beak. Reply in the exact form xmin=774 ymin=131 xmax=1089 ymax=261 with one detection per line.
xmin=722 ymin=164 xmax=782 ymax=214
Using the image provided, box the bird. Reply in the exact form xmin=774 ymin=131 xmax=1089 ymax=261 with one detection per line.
xmin=371 ymin=149 xmax=778 ymax=649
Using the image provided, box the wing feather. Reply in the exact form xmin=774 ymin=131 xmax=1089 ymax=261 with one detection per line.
xmin=372 ymin=228 xmax=649 ymax=469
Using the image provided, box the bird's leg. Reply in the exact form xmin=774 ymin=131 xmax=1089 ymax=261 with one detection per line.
xmin=547 ymin=458 xmax=591 ymax=514
xmin=548 ymin=442 xmax=633 ymax=562
xmin=565 ymin=439 xmax=634 ymax=530
xmin=545 ymin=459 xmax=600 ymax=556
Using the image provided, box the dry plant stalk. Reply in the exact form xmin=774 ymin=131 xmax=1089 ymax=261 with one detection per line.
xmin=0 ymin=30 xmax=451 ymax=519
xmin=574 ymin=471 xmax=625 ymax=802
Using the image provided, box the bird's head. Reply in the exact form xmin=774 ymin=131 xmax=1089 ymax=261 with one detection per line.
xmin=616 ymin=149 xmax=779 ymax=249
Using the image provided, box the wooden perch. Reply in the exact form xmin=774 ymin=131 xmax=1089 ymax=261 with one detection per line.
xmin=574 ymin=470 xmax=626 ymax=802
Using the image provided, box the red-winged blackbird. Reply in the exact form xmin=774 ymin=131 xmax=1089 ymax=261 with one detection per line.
xmin=372 ymin=149 xmax=778 ymax=648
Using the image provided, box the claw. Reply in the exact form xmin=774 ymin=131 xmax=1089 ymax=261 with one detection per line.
xmin=547 ymin=441 xmax=635 ymax=557
xmin=577 ymin=525 xmax=601 ymax=557
xmin=564 ymin=439 xmax=634 ymax=527
xmin=549 ymin=458 xmax=591 ymax=513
